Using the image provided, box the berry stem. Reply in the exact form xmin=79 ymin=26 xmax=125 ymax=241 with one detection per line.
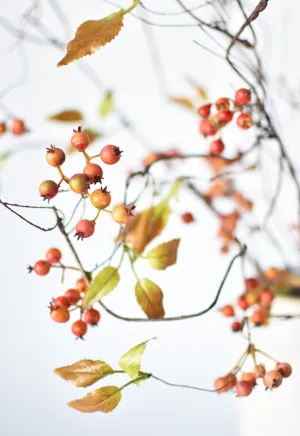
xmin=82 ymin=150 xmax=90 ymax=164
xmin=127 ymin=250 xmax=140 ymax=281
xmin=255 ymin=348 xmax=279 ymax=364
xmin=89 ymin=153 xmax=100 ymax=160
xmin=102 ymin=208 xmax=112 ymax=214
xmin=92 ymin=210 xmax=101 ymax=222
xmin=57 ymin=166 xmax=69 ymax=183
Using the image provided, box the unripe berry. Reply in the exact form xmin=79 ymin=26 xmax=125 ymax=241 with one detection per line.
xmin=237 ymin=296 xmax=249 ymax=311
xmin=71 ymin=126 xmax=90 ymax=151
xmin=33 ymin=260 xmax=51 ymax=276
xmin=76 ymin=277 xmax=88 ymax=292
xmin=231 ymin=321 xmax=243 ymax=332
xmin=112 ymin=204 xmax=135 ymax=225
xmin=199 ymin=119 xmax=218 ymax=136
xmin=260 ymin=288 xmax=274 ymax=306
xmin=251 ymin=309 xmax=266 ymax=326
xmin=11 ymin=119 xmax=25 ymax=135
xmin=83 ymin=163 xmax=103 ymax=184
xmin=181 ymin=212 xmax=195 ymax=224
xmin=50 ymin=307 xmax=70 ymax=323
xmin=64 ymin=289 xmax=81 ymax=305
xmin=72 ymin=320 xmax=88 ymax=338
xmin=235 ymin=88 xmax=251 ymax=106
xmin=197 ymin=104 xmax=211 ymax=118
xmin=90 ymin=187 xmax=111 ymax=209
xmin=237 ymin=113 xmax=253 ymax=129
xmin=236 ymin=380 xmax=253 ymax=397
xmin=100 ymin=145 xmax=122 ymax=165
xmin=263 ymin=370 xmax=283 ymax=389
xmin=74 ymin=220 xmax=95 ymax=240
xmin=276 ymin=362 xmax=292 ymax=378
xmin=39 ymin=180 xmax=59 ymax=201
xmin=46 ymin=248 xmax=62 ymax=264
xmin=240 ymin=373 xmax=256 ymax=387
xmin=83 ymin=308 xmax=101 ymax=325
xmin=210 ymin=139 xmax=225 ymax=155
xmin=215 ymin=97 xmax=230 ymax=111
xmin=221 ymin=304 xmax=235 ymax=317
xmin=0 ymin=122 xmax=6 ymax=134
xmin=245 ymin=291 xmax=260 ymax=306
xmin=53 ymin=296 xmax=70 ymax=309
xmin=253 ymin=364 xmax=266 ymax=378
xmin=46 ymin=145 xmax=65 ymax=167
xmin=69 ymin=173 xmax=89 ymax=194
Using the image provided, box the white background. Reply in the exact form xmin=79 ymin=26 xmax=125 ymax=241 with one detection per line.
xmin=0 ymin=1 xmax=300 ymax=435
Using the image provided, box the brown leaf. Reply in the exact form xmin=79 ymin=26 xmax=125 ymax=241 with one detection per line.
xmin=169 ymin=97 xmax=195 ymax=111
xmin=54 ymin=360 xmax=113 ymax=387
xmin=135 ymin=279 xmax=165 ymax=319
xmin=57 ymin=11 xmax=124 ymax=67
xmin=69 ymin=386 xmax=121 ymax=413
xmin=47 ymin=109 xmax=83 ymax=122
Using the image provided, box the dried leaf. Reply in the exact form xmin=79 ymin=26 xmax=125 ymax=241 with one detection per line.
xmin=185 ymin=77 xmax=208 ymax=100
xmin=119 ymin=339 xmax=153 ymax=379
xmin=54 ymin=360 xmax=113 ymax=387
xmin=99 ymin=90 xmax=114 ymax=117
xmin=47 ymin=109 xmax=83 ymax=122
xmin=135 ymin=279 xmax=165 ymax=319
xmin=69 ymin=386 xmax=121 ymax=413
xmin=146 ymin=239 xmax=180 ymax=270
xmin=83 ymin=266 xmax=120 ymax=308
xmin=169 ymin=97 xmax=195 ymax=111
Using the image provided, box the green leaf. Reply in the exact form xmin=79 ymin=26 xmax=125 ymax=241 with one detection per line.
xmin=83 ymin=266 xmax=120 ymax=308
xmin=99 ymin=90 xmax=114 ymax=117
xmin=69 ymin=386 xmax=121 ymax=413
xmin=146 ymin=239 xmax=180 ymax=270
xmin=119 ymin=339 xmax=153 ymax=379
xmin=135 ymin=279 xmax=165 ymax=318
xmin=0 ymin=152 xmax=11 ymax=168
xmin=54 ymin=360 xmax=113 ymax=387
xmin=47 ymin=109 xmax=83 ymax=122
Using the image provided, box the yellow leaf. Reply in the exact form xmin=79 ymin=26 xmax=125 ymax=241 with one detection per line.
xmin=69 ymin=386 xmax=121 ymax=413
xmin=135 ymin=279 xmax=165 ymax=319
xmin=169 ymin=97 xmax=195 ymax=111
xmin=47 ymin=109 xmax=83 ymax=122
xmin=83 ymin=266 xmax=120 ymax=308
xmin=146 ymin=239 xmax=180 ymax=270
xmin=119 ymin=339 xmax=153 ymax=379
xmin=54 ymin=360 xmax=113 ymax=387
xmin=99 ymin=90 xmax=114 ymax=117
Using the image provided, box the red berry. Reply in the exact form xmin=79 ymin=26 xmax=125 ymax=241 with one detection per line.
xmin=245 ymin=278 xmax=259 ymax=291
xmin=236 ymin=380 xmax=253 ymax=397
xmin=83 ymin=308 xmax=101 ymax=325
xmin=251 ymin=309 xmax=266 ymax=326
xmin=0 ymin=122 xmax=6 ymax=134
xmin=240 ymin=373 xmax=256 ymax=387
xmin=71 ymin=127 xmax=90 ymax=151
xmin=64 ymin=289 xmax=81 ymax=305
xmin=235 ymin=88 xmax=251 ymax=106
xmin=39 ymin=180 xmax=59 ymax=201
xmin=221 ymin=305 xmax=235 ymax=317
xmin=260 ymin=288 xmax=274 ymax=306
xmin=33 ymin=260 xmax=51 ymax=276
xmin=210 ymin=139 xmax=225 ymax=155
xmin=199 ymin=119 xmax=218 ymax=136
xmin=237 ymin=113 xmax=253 ymax=129
xmin=11 ymin=119 xmax=25 ymax=135
xmin=53 ymin=296 xmax=70 ymax=309
xmin=83 ymin=163 xmax=103 ymax=184
xmin=263 ymin=370 xmax=283 ymax=389
xmin=215 ymin=97 xmax=230 ymax=111
xmin=100 ymin=145 xmax=123 ymax=165
xmin=72 ymin=320 xmax=88 ymax=338
xmin=69 ymin=174 xmax=89 ymax=194
xmin=112 ymin=204 xmax=135 ymax=225
xmin=253 ymin=364 xmax=266 ymax=378
xmin=276 ymin=362 xmax=292 ymax=378
xmin=197 ymin=104 xmax=211 ymax=118
xmin=75 ymin=219 xmax=95 ymax=240
xmin=237 ymin=296 xmax=249 ymax=311
xmin=216 ymin=110 xmax=234 ymax=125
xmin=76 ymin=277 xmax=88 ymax=292
xmin=46 ymin=145 xmax=65 ymax=167
xmin=225 ymin=373 xmax=237 ymax=389
xmin=46 ymin=248 xmax=62 ymax=264
xmin=231 ymin=321 xmax=243 ymax=332
xmin=50 ymin=307 xmax=70 ymax=323
xmin=181 ymin=212 xmax=195 ymax=224
xmin=90 ymin=187 xmax=111 ymax=209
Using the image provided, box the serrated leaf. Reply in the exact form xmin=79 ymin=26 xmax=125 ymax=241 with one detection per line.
xmin=47 ymin=109 xmax=83 ymax=122
xmin=54 ymin=360 xmax=113 ymax=387
xmin=135 ymin=279 xmax=164 ymax=318
xmin=146 ymin=239 xmax=180 ymax=270
xmin=169 ymin=97 xmax=195 ymax=111
xmin=83 ymin=266 xmax=120 ymax=308
xmin=69 ymin=386 xmax=121 ymax=413
xmin=99 ymin=90 xmax=114 ymax=117
xmin=119 ymin=339 xmax=152 ymax=379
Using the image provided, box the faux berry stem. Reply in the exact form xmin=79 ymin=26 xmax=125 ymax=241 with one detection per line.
xmin=57 ymin=166 xmax=69 ymax=183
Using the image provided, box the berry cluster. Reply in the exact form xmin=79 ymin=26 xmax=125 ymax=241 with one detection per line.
xmin=0 ymin=119 xmax=27 ymax=136
xmin=28 ymin=247 xmax=62 ymax=276
xmin=198 ymin=88 xmax=253 ymax=155
xmin=39 ymin=127 xmax=135 ymax=239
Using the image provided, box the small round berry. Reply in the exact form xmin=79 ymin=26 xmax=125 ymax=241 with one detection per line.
xmin=237 ymin=296 xmax=249 ymax=311
xmin=39 ymin=180 xmax=59 ymax=201
xmin=53 ymin=296 xmax=70 ymax=309
xmin=235 ymin=88 xmax=251 ymax=106
xmin=100 ymin=145 xmax=123 ymax=165
xmin=33 ymin=260 xmax=51 ymax=276
xmin=112 ymin=204 xmax=135 ymax=225
xmin=46 ymin=145 xmax=65 ymax=167
xmin=245 ymin=291 xmax=260 ymax=306
xmin=199 ymin=119 xmax=218 ymax=136
xmin=215 ymin=97 xmax=230 ymax=111
xmin=237 ymin=113 xmax=253 ymax=129
xmin=251 ymin=309 xmax=266 ymax=326
xmin=260 ymin=288 xmax=274 ymax=306
xmin=253 ymin=364 xmax=266 ymax=379
xmin=64 ymin=289 xmax=81 ymax=305
xmin=83 ymin=308 xmax=101 ymax=325
xmin=214 ymin=376 xmax=230 ymax=393
xmin=210 ymin=139 xmax=225 ymax=155
xmin=231 ymin=321 xmax=243 ymax=332
xmin=236 ymin=380 xmax=253 ymax=397
xmin=240 ymin=373 xmax=256 ymax=387
xmin=50 ymin=307 xmax=70 ymax=323
xmin=197 ymin=104 xmax=211 ymax=118
xmin=263 ymin=370 xmax=283 ymax=389
xmin=225 ymin=373 xmax=237 ymax=389
xmin=72 ymin=320 xmax=88 ymax=338
xmin=46 ymin=248 xmax=62 ymax=264
xmin=181 ymin=212 xmax=195 ymax=224
xmin=276 ymin=362 xmax=292 ymax=378
xmin=83 ymin=163 xmax=103 ymax=184
xmin=245 ymin=278 xmax=259 ymax=291
xmin=69 ymin=174 xmax=89 ymax=194
xmin=11 ymin=119 xmax=25 ymax=135
xmin=0 ymin=122 xmax=6 ymax=134
xmin=265 ymin=267 xmax=278 ymax=280
xmin=90 ymin=187 xmax=111 ymax=209
xmin=221 ymin=305 xmax=235 ymax=317
xmin=74 ymin=220 xmax=95 ymax=240
xmin=216 ymin=110 xmax=233 ymax=125
xmin=71 ymin=126 xmax=90 ymax=151
xmin=76 ymin=277 xmax=88 ymax=292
